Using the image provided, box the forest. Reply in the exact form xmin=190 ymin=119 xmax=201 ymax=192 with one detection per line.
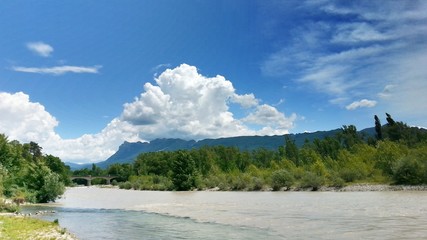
xmin=74 ymin=113 xmax=427 ymax=191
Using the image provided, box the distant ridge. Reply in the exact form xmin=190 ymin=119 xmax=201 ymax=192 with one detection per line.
xmin=91 ymin=128 xmax=360 ymax=169
xmin=67 ymin=127 xmax=376 ymax=170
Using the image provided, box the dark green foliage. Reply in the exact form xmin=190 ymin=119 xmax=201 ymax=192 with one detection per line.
xmin=107 ymin=163 xmax=133 ymax=182
xmin=374 ymin=115 xmax=382 ymax=140
xmin=44 ymin=155 xmax=71 ymax=185
xmin=312 ymin=137 xmax=340 ymax=159
xmin=339 ymin=125 xmax=362 ymax=149
xmin=26 ymin=141 xmax=43 ymax=161
xmin=392 ymin=156 xmax=425 ymax=185
xmin=386 ymin=113 xmax=395 ymax=125
xmin=0 ymin=134 xmax=68 ymax=203
xmin=392 ymin=147 xmax=427 ymax=185
xmin=171 ymin=151 xmax=197 ymax=191
xmin=284 ymin=136 xmax=299 ymax=165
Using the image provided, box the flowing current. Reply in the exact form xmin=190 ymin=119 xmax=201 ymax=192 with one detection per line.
xmin=27 ymin=187 xmax=427 ymax=239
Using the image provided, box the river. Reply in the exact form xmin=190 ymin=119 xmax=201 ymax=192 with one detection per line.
xmin=25 ymin=187 xmax=427 ymax=239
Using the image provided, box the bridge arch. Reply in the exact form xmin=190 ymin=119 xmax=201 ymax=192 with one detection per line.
xmin=70 ymin=175 xmax=118 ymax=186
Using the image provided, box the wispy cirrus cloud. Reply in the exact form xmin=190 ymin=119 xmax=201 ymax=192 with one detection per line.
xmin=26 ymin=42 xmax=54 ymax=57
xmin=260 ymin=0 xmax=427 ymax=120
xmin=12 ymin=65 xmax=102 ymax=75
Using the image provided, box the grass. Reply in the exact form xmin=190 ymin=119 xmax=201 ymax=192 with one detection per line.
xmin=0 ymin=215 xmax=74 ymax=240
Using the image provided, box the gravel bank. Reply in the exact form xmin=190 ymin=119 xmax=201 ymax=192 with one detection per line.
xmin=317 ymin=184 xmax=427 ymax=192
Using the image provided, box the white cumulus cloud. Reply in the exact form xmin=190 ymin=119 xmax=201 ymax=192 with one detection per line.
xmin=346 ymin=99 xmax=377 ymax=110
xmin=26 ymin=42 xmax=54 ymax=57
xmin=231 ymin=93 xmax=259 ymax=108
xmin=0 ymin=92 xmax=140 ymax=163
xmin=0 ymin=92 xmax=59 ymax=143
xmin=121 ymin=64 xmax=296 ymax=140
xmin=1 ymin=64 xmax=297 ymax=163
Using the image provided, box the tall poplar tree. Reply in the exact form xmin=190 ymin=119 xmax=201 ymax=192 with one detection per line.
xmin=374 ymin=115 xmax=382 ymax=140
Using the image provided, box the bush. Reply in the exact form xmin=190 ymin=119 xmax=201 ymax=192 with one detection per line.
xmin=392 ymin=156 xmax=426 ymax=185
xmin=0 ymin=199 xmax=20 ymax=213
xmin=327 ymin=173 xmax=346 ymax=187
xmin=111 ymin=180 xmax=118 ymax=186
xmin=299 ymin=172 xmax=325 ymax=191
xmin=249 ymin=177 xmax=264 ymax=191
xmin=119 ymin=181 xmax=132 ymax=190
xmin=271 ymin=169 xmax=294 ymax=191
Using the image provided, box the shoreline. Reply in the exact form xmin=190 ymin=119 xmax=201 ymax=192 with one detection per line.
xmin=203 ymin=184 xmax=427 ymax=192
xmin=0 ymin=214 xmax=77 ymax=240
xmin=85 ymin=183 xmax=427 ymax=192
xmin=315 ymin=184 xmax=427 ymax=192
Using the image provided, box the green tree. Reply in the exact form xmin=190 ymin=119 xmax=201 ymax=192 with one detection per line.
xmin=284 ymin=136 xmax=299 ymax=165
xmin=26 ymin=141 xmax=43 ymax=161
xmin=38 ymin=171 xmax=65 ymax=203
xmin=386 ymin=113 xmax=395 ymax=125
xmin=171 ymin=151 xmax=197 ymax=190
xmin=44 ymin=155 xmax=71 ymax=185
xmin=374 ymin=115 xmax=382 ymax=140
xmin=339 ymin=125 xmax=361 ymax=149
xmin=107 ymin=163 xmax=133 ymax=182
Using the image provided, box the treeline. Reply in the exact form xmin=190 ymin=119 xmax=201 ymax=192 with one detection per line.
xmin=77 ymin=113 xmax=427 ymax=191
xmin=0 ymin=135 xmax=70 ymax=204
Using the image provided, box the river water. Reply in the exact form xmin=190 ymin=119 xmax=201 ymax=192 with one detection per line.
xmin=26 ymin=187 xmax=427 ymax=239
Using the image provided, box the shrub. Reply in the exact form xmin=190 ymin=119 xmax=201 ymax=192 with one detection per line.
xmin=392 ymin=156 xmax=426 ymax=185
xmin=249 ymin=177 xmax=264 ymax=191
xmin=111 ymin=180 xmax=118 ymax=186
xmin=0 ymin=199 xmax=20 ymax=213
xmin=119 ymin=181 xmax=132 ymax=190
xmin=327 ymin=173 xmax=346 ymax=187
xmin=299 ymin=172 xmax=325 ymax=191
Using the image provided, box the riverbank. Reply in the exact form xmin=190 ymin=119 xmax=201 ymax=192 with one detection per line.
xmin=318 ymin=184 xmax=427 ymax=192
xmin=114 ymin=182 xmax=427 ymax=192
xmin=262 ymin=183 xmax=427 ymax=192
xmin=0 ymin=214 xmax=77 ymax=240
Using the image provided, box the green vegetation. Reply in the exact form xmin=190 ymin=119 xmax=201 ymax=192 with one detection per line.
xmin=0 ymin=215 xmax=73 ymax=239
xmin=0 ymin=136 xmax=70 ymax=204
xmin=76 ymin=113 xmax=427 ymax=191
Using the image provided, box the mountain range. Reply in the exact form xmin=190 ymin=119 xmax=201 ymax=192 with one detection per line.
xmin=66 ymin=127 xmax=376 ymax=170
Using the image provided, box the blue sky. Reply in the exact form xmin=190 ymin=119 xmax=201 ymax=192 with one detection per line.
xmin=1 ymin=1 xmax=426 ymax=163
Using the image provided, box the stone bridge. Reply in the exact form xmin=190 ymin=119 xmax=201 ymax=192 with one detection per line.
xmin=70 ymin=175 xmax=118 ymax=186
